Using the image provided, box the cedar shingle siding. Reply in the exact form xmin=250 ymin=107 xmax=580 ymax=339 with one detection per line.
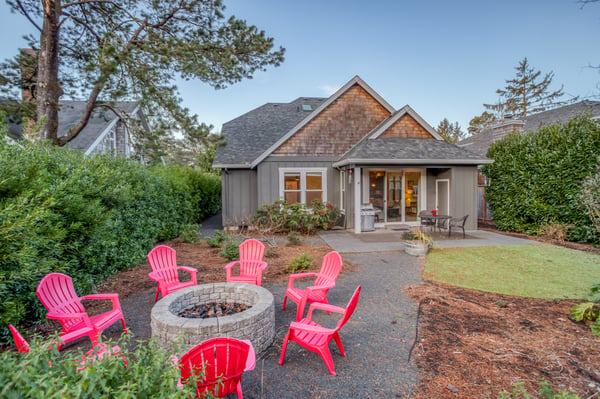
xmin=380 ymin=114 xmax=433 ymax=139
xmin=273 ymin=85 xmax=391 ymax=156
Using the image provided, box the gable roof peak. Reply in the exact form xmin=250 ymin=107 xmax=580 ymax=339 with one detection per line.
xmin=247 ymin=75 xmax=395 ymax=168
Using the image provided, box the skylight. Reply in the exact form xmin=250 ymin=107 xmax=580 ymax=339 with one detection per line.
xmin=301 ymin=104 xmax=313 ymax=111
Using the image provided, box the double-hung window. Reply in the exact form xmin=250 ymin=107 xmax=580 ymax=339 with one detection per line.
xmin=279 ymin=168 xmax=327 ymax=205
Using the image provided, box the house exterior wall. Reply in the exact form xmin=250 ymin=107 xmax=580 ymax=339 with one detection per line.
xmin=450 ymin=166 xmax=478 ymax=230
xmin=273 ymin=84 xmax=391 ymax=156
xmin=257 ymin=156 xmax=339 ymax=206
xmin=380 ymin=115 xmax=433 ymax=138
xmin=221 ymin=169 xmax=258 ymax=227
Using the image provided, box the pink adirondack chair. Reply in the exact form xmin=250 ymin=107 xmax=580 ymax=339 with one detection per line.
xmin=279 ymin=285 xmax=362 ymax=375
xmin=36 ymin=273 xmax=127 ymax=348
xmin=225 ymin=239 xmax=267 ymax=286
xmin=8 ymin=324 xmax=125 ymax=371
xmin=282 ymin=251 xmax=343 ymax=321
xmin=179 ymin=337 xmax=256 ymax=399
xmin=147 ymin=245 xmax=198 ymax=301
xmin=8 ymin=324 xmax=30 ymax=353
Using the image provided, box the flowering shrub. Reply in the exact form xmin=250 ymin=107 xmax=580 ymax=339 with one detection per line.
xmin=252 ymin=200 xmax=341 ymax=234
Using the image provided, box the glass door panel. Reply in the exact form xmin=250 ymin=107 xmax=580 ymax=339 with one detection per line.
xmin=404 ymin=171 xmax=421 ymax=221
xmin=386 ymin=172 xmax=403 ymax=222
xmin=368 ymin=171 xmax=385 ymax=222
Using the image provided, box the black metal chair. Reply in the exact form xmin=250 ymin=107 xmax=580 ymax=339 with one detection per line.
xmin=448 ymin=215 xmax=468 ymax=238
xmin=419 ymin=210 xmax=435 ymax=231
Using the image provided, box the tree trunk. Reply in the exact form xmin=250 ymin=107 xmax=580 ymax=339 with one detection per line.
xmin=36 ymin=0 xmax=62 ymax=143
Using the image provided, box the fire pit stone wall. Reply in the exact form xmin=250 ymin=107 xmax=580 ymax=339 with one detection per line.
xmin=151 ymin=282 xmax=275 ymax=355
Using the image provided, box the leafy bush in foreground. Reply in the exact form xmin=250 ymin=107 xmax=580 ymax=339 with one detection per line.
xmin=0 ymin=129 xmax=221 ymax=341
xmin=0 ymin=335 xmax=203 ymax=398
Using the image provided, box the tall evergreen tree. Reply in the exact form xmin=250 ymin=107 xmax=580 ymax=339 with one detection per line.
xmin=484 ymin=57 xmax=566 ymax=118
xmin=468 ymin=111 xmax=497 ymax=134
xmin=1 ymin=0 xmax=285 ymax=149
xmin=435 ymin=118 xmax=465 ymax=144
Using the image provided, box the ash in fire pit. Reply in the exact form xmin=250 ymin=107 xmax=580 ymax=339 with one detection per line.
xmin=179 ymin=302 xmax=250 ymax=318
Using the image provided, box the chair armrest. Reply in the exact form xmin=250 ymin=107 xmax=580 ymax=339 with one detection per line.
xmin=224 ymin=261 xmax=240 ymax=270
xmin=80 ymin=293 xmax=121 ymax=309
xmin=177 ymin=266 xmax=197 ymax=273
xmin=177 ymin=266 xmax=198 ymax=284
xmin=286 ymin=272 xmax=317 ymax=289
xmin=241 ymin=339 xmax=256 ymax=371
xmin=46 ymin=311 xmax=90 ymax=321
xmin=258 ymin=261 xmax=268 ymax=271
xmin=148 ymin=271 xmax=163 ymax=282
xmin=225 ymin=261 xmax=241 ymax=281
xmin=306 ymin=282 xmax=335 ymax=293
xmin=306 ymin=302 xmax=346 ymax=319
xmin=289 ymin=321 xmax=334 ymax=335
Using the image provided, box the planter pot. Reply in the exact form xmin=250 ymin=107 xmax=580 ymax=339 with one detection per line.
xmin=404 ymin=240 xmax=431 ymax=257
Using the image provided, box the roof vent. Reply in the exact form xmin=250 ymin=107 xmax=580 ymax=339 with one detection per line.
xmin=301 ymin=104 xmax=313 ymax=111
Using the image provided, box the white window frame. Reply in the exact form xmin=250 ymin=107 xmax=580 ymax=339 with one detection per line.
xmin=278 ymin=167 xmax=328 ymax=205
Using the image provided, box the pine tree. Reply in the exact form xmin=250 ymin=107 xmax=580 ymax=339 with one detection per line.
xmin=484 ymin=57 xmax=566 ymax=118
xmin=435 ymin=118 xmax=465 ymax=144
xmin=2 ymin=0 xmax=285 ymax=149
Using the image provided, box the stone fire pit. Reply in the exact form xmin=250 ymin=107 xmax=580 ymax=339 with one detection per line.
xmin=151 ymin=283 xmax=275 ymax=354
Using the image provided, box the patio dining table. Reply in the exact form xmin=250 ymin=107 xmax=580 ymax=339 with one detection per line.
xmin=421 ymin=214 xmax=452 ymax=232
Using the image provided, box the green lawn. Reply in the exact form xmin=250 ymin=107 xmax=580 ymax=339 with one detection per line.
xmin=424 ymin=243 xmax=600 ymax=299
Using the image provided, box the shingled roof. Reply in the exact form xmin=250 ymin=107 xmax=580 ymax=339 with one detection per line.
xmin=523 ymin=100 xmax=600 ymax=132
xmin=59 ymin=101 xmax=140 ymax=153
xmin=334 ymin=137 xmax=491 ymax=167
xmin=458 ymin=100 xmax=600 ymax=157
xmin=213 ymin=97 xmax=326 ymax=168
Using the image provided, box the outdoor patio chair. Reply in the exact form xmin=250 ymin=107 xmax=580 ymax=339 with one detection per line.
xmin=419 ymin=210 xmax=435 ymax=230
xmin=147 ymin=245 xmax=198 ymax=301
xmin=282 ymin=251 xmax=343 ymax=321
xmin=179 ymin=337 xmax=256 ymax=398
xmin=225 ymin=239 xmax=268 ymax=286
xmin=8 ymin=324 xmax=125 ymax=371
xmin=36 ymin=272 xmax=127 ymax=348
xmin=449 ymin=214 xmax=469 ymax=238
xmin=279 ymin=286 xmax=362 ymax=375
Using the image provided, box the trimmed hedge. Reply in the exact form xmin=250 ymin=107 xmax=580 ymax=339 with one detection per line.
xmin=0 ymin=131 xmax=221 ymax=341
xmin=482 ymin=115 xmax=600 ymax=243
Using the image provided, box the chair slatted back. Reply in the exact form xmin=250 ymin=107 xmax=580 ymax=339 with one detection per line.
xmin=238 ymin=239 xmax=265 ymax=276
xmin=180 ymin=338 xmax=250 ymax=397
xmin=314 ymin=251 xmax=342 ymax=287
xmin=335 ymin=286 xmax=362 ymax=331
xmin=36 ymin=273 xmax=86 ymax=331
xmin=147 ymin=245 xmax=179 ymax=285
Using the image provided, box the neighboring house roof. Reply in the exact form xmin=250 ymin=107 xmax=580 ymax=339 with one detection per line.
xmin=523 ymin=100 xmax=600 ymax=132
xmin=59 ymin=101 xmax=140 ymax=155
xmin=458 ymin=100 xmax=600 ymax=157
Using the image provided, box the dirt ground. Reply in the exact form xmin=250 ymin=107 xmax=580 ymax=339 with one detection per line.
xmin=19 ymin=228 xmax=600 ymax=398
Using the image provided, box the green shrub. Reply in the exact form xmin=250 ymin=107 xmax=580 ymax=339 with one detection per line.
xmin=286 ymin=253 xmax=312 ymax=273
xmin=219 ymin=239 xmax=240 ymax=261
xmin=253 ymin=200 xmax=341 ymax=234
xmin=570 ymin=282 xmax=600 ymax=337
xmin=0 ymin=334 xmax=203 ymax=398
xmin=498 ymin=379 xmax=580 ymax=398
xmin=482 ymin=115 xmax=600 ymax=244
xmin=205 ymin=231 xmax=226 ymax=248
xmin=287 ymin=233 xmax=301 ymax=246
xmin=264 ymin=247 xmax=280 ymax=259
xmin=0 ymin=127 xmax=221 ymax=342
xmin=179 ymin=224 xmax=202 ymax=244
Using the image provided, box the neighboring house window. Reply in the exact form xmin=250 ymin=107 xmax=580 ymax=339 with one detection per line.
xmin=279 ymin=168 xmax=327 ymax=205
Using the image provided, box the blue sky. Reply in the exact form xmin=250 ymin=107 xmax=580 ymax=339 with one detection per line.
xmin=1 ymin=0 xmax=599 ymax=133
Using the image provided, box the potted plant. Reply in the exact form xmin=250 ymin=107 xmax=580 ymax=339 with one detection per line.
xmin=402 ymin=229 xmax=434 ymax=257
